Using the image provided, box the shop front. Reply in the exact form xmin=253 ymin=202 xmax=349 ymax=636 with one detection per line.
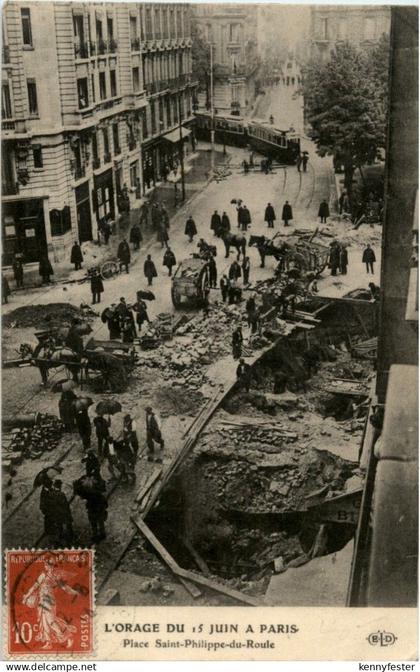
xmin=75 ymin=181 xmax=93 ymax=243
xmin=93 ymin=168 xmax=115 ymax=234
xmin=2 ymin=198 xmax=48 ymax=266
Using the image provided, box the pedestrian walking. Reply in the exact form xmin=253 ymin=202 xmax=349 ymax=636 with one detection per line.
xmin=39 ymin=254 xmax=54 ymax=285
xmin=70 ymin=241 xmax=83 ymax=270
xmin=39 ymin=475 xmax=55 ymax=537
xmin=123 ymin=414 xmax=139 ymax=459
xmin=302 ymin=153 xmax=309 ymax=172
xmin=296 ymin=153 xmax=302 ymax=172
xmin=208 ymin=255 xmax=217 ymax=288
xmin=242 ymin=159 xmax=249 ymax=174
xmin=362 ymin=244 xmax=376 ymax=274
xmin=114 ymin=438 xmax=136 ymax=483
xmin=220 ymin=275 xmax=230 ymax=302
xmin=210 ymin=210 xmax=222 ymax=237
xmin=90 ymin=269 xmax=104 ymax=304
xmin=318 ymin=199 xmax=330 ymax=224
xmin=50 ymin=479 xmax=74 ymax=546
xmin=242 ymin=256 xmax=250 ymax=284
xmin=329 ymin=242 xmax=340 ymax=276
xmin=185 ymin=215 xmax=197 ymax=243
xmin=2 ymin=274 xmax=10 ymax=304
xmin=12 ymin=255 xmax=24 ymax=288
xmin=340 ymin=245 xmax=348 ymax=275
xmin=117 ymin=239 xmax=131 ymax=273
xmin=221 ymin=211 xmax=231 ymax=235
xmin=264 ymin=203 xmax=276 ymax=229
xmin=240 ymin=205 xmax=251 ymax=232
xmin=144 ymin=254 xmax=157 ymax=286
xmin=157 ymin=220 xmax=169 ymax=248
xmin=129 ymin=223 xmax=143 ymax=250
xmin=75 ymin=407 xmax=91 ymax=451
xmin=163 ymin=248 xmax=177 ymax=276
xmin=58 ymin=389 xmax=77 ymax=432
xmin=100 ymin=217 xmax=111 ymax=245
xmin=133 ymin=296 xmax=151 ymax=332
xmin=83 ymin=474 xmax=108 ymax=543
xmin=282 ymin=201 xmax=293 ymax=226
xmin=232 ymin=326 xmax=243 ymax=360
xmin=236 ymin=204 xmax=243 ymax=229
xmin=229 ymin=260 xmax=241 ymax=281
xmin=145 ymin=407 xmax=164 ymax=463
xmin=236 ymin=358 xmax=251 ymax=392
xmin=93 ymin=414 xmax=110 ymax=460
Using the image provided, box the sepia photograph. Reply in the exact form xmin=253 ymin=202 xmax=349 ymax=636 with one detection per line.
xmin=1 ymin=0 xmax=418 ymax=661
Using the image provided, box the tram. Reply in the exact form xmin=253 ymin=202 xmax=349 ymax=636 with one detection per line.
xmin=194 ymin=111 xmax=301 ymax=164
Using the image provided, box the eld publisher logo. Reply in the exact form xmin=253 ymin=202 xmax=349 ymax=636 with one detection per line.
xmin=367 ymin=631 xmax=398 ymax=647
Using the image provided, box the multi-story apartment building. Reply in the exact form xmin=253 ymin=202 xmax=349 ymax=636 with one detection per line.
xmin=310 ymin=5 xmax=391 ymax=61
xmin=192 ymin=4 xmax=259 ymax=115
xmin=1 ymin=2 xmax=196 ymax=266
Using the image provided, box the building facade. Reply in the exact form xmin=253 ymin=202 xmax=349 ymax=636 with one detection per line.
xmin=2 ymin=2 xmax=196 ymax=265
xmin=192 ymin=4 xmax=259 ymax=115
xmin=310 ymin=5 xmax=391 ymax=61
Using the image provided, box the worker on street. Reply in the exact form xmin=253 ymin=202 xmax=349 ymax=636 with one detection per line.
xmin=236 ymin=358 xmax=252 ymax=392
xmin=117 ymin=239 xmax=131 ymax=273
xmin=363 ymin=244 xmax=376 ymax=274
xmin=39 ymin=475 xmax=55 ymax=538
xmin=13 ymin=255 xmax=24 ymax=288
xmin=208 ymin=255 xmax=217 ymax=288
xmin=163 ymin=247 xmax=177 ymax=276
xmin=90 ymin=269 xmax=104 ymax=304
xmin=318 ymin=199 xmax=330 ymax=224
xmin=242 ymin=256 xmax=250 ymax=284
xmin=2 ymin=274 xmax=10 ymax=303
xmin=329 ymin=242 xmax=341 ymax=276
xmin=129 ymin=223 xmax=143 ymax=250
xmin=93 ymin=414 xmax=110 ymax=460
xmin=210 ymin=210 xmax=222 ymax=237
xmin=340 ymin=245 xmax=349 ymax=275
xmin=70 ymin=241 xmax=83 ymax=270
xmin=228 ymin=260 xmax=241 ymax=281
xmin=82 ymin=449 xmax=101 ymax=478
xmin=133 ymin=296 xmax=151 ymax=332
xmin=232 ymin=326 xmax=243 ymax=360
xmin=220 ymin=275 xmax=230 ymax=302
xmin=185 ymin=215 xmax=197 ymax=243
xmin=75 ymin=407 xmax=91 ymax=451
xmin=221 ymin=211 xmax=231 ymax=235
xmin=282 ymin=201 xmax=293 ymax=226
xmin=264 ymin=203 xmax=276 ymax=228
xmin=39 ymin=254 xmax=54 ymax=285
xmin=84 ymin=474 xmax=108 ymax=543
xmin=144 ymin=254 xmax=158 ymax=286
xmin=50 ymin=479 xmax=74 ymax=546
xmin=123 ymin=414 xmax=139 ymax=459
xmin=240 ymin=205 xmax=251 ymax=232
xmin=146 ymin=406 xmax=164 ymax=463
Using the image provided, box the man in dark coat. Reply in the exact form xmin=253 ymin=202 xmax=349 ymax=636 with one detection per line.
xmin=90 ymin=270 xmax=104 ymax=304
xmin=145 ymin=406 xmax=164 ymax=463
xmin=58 ymin=389 xmax=77 ymax=432
xmin=362 ymin=244 xmax=376 ymax=274
xmin=2 ymin=274 xmax=10 ymax=304
xmin=229 ymin=260 xmax=241 ymax=281
xmin=210 ymin=210 xmax=222 ymax=236
xmin=220 ymin=275 xmax=230 ymax=302
xmin=12 ymin=255 xmax=24 ymax=288
xmin=242 ymin=256 xmax=250 ymax=284
xmin=50 ymin=479 xmax=74 ymax=546
xmin=75 ymin=407 xmax=91 ymax=451
xmin=240 ymin=205 xmax=251 ymax=232
xmin=101 ymin=305 xmax=121 ymax=339
xmin=208 ymin=256 xmax=217 ymax=288
xmin=329 ymin=242 xmax=340 ymax=276
xmin=84 ymin=475 xmax=108 ymax=543
xmin=70 ymin=241 xmax=83 ymax=270
xmin=236 ymin=205 xmax=243 ymax=229
xmin=236 ymin=358 xmax=251 ymax=392
xmin=221 ymin=211 xmax=230 ymax=235
xmin=318 ymin=199 xmax=330 ymax=223
xmin=264 ymin=203 xmax=276 ymax=228
xmin=133 ymin=297 xmax=151 ymax=332
xmin=232 ymin=326 xmax=243 ymax=360
xmin=144 ymin=254 xmax=157 ymax=286
xmin=185 ymin=216 xmax=197 ymax=243
xmin=39 ymin=254 xmax=54 ymax=284
xmin=121 ymin=310 xmax=136 ymax=343
xmin=257 ymin=237 xmax=267 ymax=268
xmin=93 ymin=414 xmax=110 ymax=460
xmin=302 ymin=153 xmax=309 ymax=172
xmin=39 ymin=475 xmax=55 ymax=537
xmin=117 ymin=239 xmax=131 ymax=273
xmin=282 ymin=201 xmax=293 ymax=226
xmin=163 ymin=247 xmax=176 ymax=276
xmin=129 ymin=224 xmax=143 ymax=250
xmin=340 ymin=245 xmax=348 ymax=275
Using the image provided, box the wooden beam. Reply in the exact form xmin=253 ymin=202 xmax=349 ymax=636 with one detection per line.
xmin=135 ymin=468 xmax=162 ymax=503
xmin=132 ymin=516 xmax=259 ymax=606
xmin=182 ymin=537 xmax=211 ymax=575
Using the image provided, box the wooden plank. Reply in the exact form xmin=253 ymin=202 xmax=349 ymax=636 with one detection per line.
xmin=133 ymin=517 xmax=259 ymax=606
xmin=183 ymin=537 xmax=211 ymax=575
xmin=135 ymin=467 xmax=162 ymax=503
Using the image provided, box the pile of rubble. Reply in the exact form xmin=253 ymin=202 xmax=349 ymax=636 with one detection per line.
xmin=3 ymin=302 xmax=96 ymax=330
xmin=2 ymin=414 xmax=65 ymax=471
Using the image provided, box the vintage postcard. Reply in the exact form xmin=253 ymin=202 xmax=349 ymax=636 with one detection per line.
xmin=1 ymin=0 xmax=418 ymax=663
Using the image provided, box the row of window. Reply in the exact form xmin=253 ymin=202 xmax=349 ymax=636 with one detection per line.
xmin=248 ymin=125 xmax=287 ymax=147
xmin=318 ymin=16 xmax=382 ymax=41
xmin=77 ymin=69 xmax=118 ymax=110
xmin=2 ymin=79 xmax=38 ymax=117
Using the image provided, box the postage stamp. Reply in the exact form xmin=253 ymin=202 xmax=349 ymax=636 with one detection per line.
xmin=6 ymin=549 xmax=94 ymax=656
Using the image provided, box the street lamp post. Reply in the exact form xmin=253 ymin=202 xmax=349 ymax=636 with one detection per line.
xmin=177 ymin=92 xmax=186 ymax=202
xmin=210 ymin=42 xmax=215 ymax=151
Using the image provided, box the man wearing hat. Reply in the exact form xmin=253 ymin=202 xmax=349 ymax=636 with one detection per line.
xmin=145 ymin=407 xmax=164 ymax=463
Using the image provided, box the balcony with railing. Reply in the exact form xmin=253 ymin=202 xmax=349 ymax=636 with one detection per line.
xmin=90 ymin=41 xmax=96 ymax=56
xmin=74 ymin=40 xmax=89 ymax=60
xmin=93 ymin=157 xmax=101 ymax=169
xmin=103 ymin=152 xmax=112 ymax=164
xmin=108 ymin=39 xmax=118 ymax=53
xmin=2 ymin=119 xmax=16 ymax=132
xmin=74 ymin=165 xmax=86 ymax=180
xmin=98 ymin=39 xmax=108 ymax=55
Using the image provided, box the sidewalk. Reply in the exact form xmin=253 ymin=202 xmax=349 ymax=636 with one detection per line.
xmin=3 ymin=147 xmax=229 ymax=293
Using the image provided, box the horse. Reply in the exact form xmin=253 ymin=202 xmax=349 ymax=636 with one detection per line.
xmin=220 ymin=232 xmax=247 ymax=260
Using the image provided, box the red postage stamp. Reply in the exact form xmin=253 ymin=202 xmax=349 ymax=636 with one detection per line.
xmin=6 ymin=549 xmax=94 ymax=656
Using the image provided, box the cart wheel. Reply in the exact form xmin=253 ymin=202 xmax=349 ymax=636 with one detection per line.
xmin=101 ymin=260 xmax=119 ymax=280
xmin=198 ymin=266 xmax=210 ymax=305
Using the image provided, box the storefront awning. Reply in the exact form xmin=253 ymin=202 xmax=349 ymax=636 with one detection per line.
xmin=163 ymin=127 xmax=191 ymax=144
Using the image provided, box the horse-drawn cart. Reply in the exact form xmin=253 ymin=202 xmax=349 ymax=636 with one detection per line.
xmin=249 ymin=229 xmax=330 ymax=276
xmin=171 ymin=257 xmax=210 ymax=308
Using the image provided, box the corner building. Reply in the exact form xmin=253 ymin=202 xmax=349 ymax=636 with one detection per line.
xmin=1 ymin=2 xmax=196 ymax=265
